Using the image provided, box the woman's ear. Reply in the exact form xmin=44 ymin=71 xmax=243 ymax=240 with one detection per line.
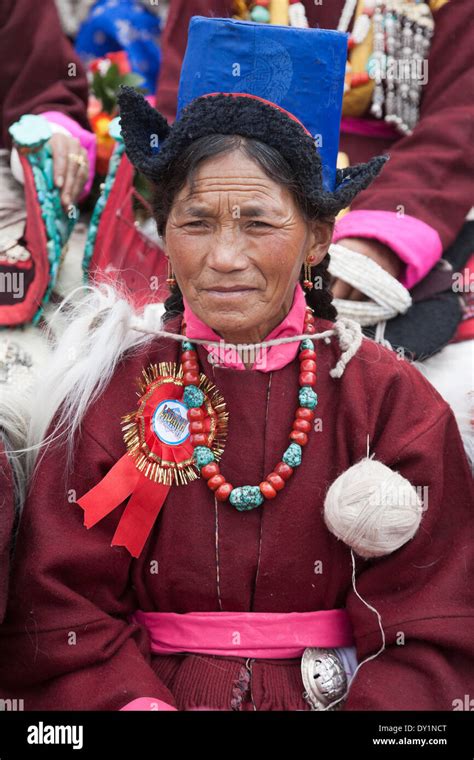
xmin=308 ymin=219 xmax=334 ymax=265
xmin=118 ymin=86 xmax=171 ymax=179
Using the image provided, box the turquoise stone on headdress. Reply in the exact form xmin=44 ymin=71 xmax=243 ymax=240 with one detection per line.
xmin=109 ymin=116 xmax=123 ymax=143
xmin=250 ymin=5 xmax=270 ymax=23
xmin=8 ymin=114 xmax=52 ymax=151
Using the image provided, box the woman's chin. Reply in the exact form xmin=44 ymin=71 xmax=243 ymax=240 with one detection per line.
xmin=197 ymin=290 xmax=260 ymax=319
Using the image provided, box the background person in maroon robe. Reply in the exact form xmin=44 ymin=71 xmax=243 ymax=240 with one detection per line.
xmin=154 ymin=0 xmax=474 ymax=352
xmin=1 ymin=0 xmax=94 ymax=207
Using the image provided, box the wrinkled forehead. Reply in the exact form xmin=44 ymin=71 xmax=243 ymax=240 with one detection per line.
xmin=172 ymin=149 xmax=290 ymax=209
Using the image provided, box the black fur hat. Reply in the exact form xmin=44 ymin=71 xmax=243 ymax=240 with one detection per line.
xmin=118 ymin=85 xmax=388 ymax=219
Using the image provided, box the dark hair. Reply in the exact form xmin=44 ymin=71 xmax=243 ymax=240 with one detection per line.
xmin=153 ymin=133 xmax=338 ymax=323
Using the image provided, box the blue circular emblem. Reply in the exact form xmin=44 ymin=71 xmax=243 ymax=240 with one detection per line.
xmin=151 ymin=399 xmax=190 ymax=446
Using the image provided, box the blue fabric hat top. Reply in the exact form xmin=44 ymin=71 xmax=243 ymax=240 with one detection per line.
xmin=176 ymin=17 xmax=348 ymax=192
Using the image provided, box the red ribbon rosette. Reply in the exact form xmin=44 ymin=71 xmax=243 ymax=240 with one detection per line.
xmin=76 ymin=362 xmax=227 ymax=557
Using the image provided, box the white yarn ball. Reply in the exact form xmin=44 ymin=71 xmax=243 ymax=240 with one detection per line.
xmin=324 ymin=458 xmax=424 ymax=558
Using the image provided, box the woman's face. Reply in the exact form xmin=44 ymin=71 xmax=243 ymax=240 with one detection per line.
xmin=164 ymin=149 xmax=333 ymax=343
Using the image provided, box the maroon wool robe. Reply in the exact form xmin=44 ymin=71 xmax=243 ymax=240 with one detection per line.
xmin=155 ymin=0 xmax=474 ymax=251
xmin=0 ymin=443 xmax=14 ymax=625
xmin=0 ymin=314 xmax=472 ymax=711
xmin=0 ymin=0 xmax=89 ymax=148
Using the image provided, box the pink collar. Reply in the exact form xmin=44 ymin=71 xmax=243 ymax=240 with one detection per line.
xmin=183 ymin=284 xmax=307 ymax=372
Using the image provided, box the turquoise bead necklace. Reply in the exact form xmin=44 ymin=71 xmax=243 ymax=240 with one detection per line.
xmin=181 ymin=307 xmax=319 ymax=511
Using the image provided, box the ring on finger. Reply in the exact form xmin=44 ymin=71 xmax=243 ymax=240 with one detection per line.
xmin=68 ymin=152 xmax=87 ymax=168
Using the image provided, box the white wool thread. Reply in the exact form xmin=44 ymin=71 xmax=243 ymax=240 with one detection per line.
xmin=323 ymin=549 xmax=386 ymax=711
xmin=374 ymin=320 xmax=393 ymax=351
xmin=328 ymin=318 xmax=363 ymax=378
xmin=324 ymin=458 xmax=424 ymax=558
xmin=129 ymin=316 xmax=363 ymax=380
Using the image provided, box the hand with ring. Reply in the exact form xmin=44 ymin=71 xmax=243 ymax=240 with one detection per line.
xmin=50 ymin=133 xmax=89 ymax=208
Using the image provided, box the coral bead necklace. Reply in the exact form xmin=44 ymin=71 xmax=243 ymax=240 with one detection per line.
xmin=181 ymin=306 xmax=318 ymax=512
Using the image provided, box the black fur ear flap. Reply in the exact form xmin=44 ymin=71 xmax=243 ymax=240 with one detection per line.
xmin=118 ymin=86 xmax=171 ymax=178
xmin=332 ymin=154 xmax=390 ymax=208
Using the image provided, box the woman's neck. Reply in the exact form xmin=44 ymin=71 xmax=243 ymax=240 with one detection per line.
xmin=182 ymin=283 xmax=307 ymax=372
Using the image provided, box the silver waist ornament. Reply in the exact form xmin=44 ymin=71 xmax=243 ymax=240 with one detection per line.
xmin=301 ymin=648 xmax=348 ymax=711
xmin=370 ymin=0 xmax=435 ymax=135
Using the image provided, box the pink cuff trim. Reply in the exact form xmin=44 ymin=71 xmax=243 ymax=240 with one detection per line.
xmin=120 ymin=698 xmax=177 ymax=711
xmin=183 ymin=283 xmax=307 ymax=372
xmin=333 ymin=209 xmax=443 ymax=289
xmin=41 ymin=110 xmax=96 ymax=198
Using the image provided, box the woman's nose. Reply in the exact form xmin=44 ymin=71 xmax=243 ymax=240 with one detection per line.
xmin=206 ymin=228 xmax=247 ymax=271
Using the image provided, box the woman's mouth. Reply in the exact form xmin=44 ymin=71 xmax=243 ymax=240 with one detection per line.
xmin=203 ymin=286 xmax=258 ymax=297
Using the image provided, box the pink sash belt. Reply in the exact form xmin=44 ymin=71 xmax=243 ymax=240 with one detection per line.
xmin=130 ymin=609 xmax=354 ymax=659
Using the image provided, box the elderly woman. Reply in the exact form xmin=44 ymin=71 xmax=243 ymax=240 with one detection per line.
xmin=0 ymin=18 xmax=472 ymax=712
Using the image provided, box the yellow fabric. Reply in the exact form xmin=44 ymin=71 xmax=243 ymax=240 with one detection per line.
xmin=429 ymin=0 xmax=449 ymax=11
xmin=231 ymin=0 xmax=249 ymax=20
xmin=337 ymin=151 xmax=350 ymax=170
xmin=342 ymin=0 xmax=375 ymax=117
xmin=336 ymin=152 xmax=350 ymax=220
xmin=270 ymin=0 xmax=289 ymax=25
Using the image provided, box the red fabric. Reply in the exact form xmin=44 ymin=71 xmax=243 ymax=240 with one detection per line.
xmin=77 ymin=452 xmax=140 ymax=529
xmin=0 ymin=154 xmax=50 ymax=326
xmin=89 ymin=153 xmax=168 ymax=308
xmin=111 ymin=476 xmax=170 ymax=559
xmin=0 ymin=314 xmax=472 ymax=710
xmin=155 ymin=0 xmax=474 ymax=252
xmin=0 ymin=0 xmax=90 ymax=148
xmin=77 ymin=365 xmax=222 ymax=557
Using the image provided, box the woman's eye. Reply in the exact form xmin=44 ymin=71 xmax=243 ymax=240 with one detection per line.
xmin=248 ymin=221 xmax=271 ymax=229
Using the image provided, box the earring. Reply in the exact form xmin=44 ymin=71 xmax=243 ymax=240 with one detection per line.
xmin=166 ymin=258 xmax=176 ymax=288
xmin=303 ymin=254 xmax=316 ymax=291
